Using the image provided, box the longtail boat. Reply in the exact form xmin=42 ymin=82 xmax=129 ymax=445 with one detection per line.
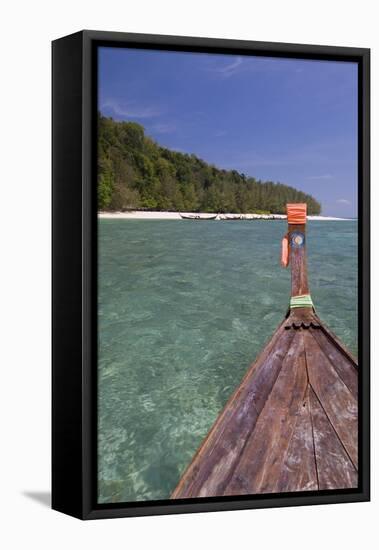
xmin=172 ymin=203 xmax=358 ymax=498
xmin=180 ymin=213 xmax=218 ymax=220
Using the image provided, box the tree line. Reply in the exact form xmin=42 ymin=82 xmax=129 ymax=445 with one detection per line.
xmin=98 ymin=114 xmax=321 ymax=215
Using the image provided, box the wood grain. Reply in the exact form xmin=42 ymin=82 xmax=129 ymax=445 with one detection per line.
xmin=224 ymin=332 xmax=308 ymax=495
xmin=311 ymin=326 xmax=358 ymax=396
xmin=309 ymin=387 xmax=358 ymax=489
xmin=289 ymin=223 xmax=309 ymax=297
xmin=318 ymin=320 xmax=358 ymax=366
xmin=304 ymin=330 xmax=358 ymax=468
xmin=275 ymin=386 xmax=318 ymax=493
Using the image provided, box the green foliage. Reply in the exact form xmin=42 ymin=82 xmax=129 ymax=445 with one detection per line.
xmin=97 ymin=114 xmax=322 ymax=215
xmin=98 ymin=168 xmax=114 ymax=210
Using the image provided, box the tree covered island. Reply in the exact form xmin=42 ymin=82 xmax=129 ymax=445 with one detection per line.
xmin=98 ymin=115 xmax=321 ymax=215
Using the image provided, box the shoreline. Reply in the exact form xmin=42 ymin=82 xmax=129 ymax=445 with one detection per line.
xmin=98 ymin=211 xmax=352 ymax=221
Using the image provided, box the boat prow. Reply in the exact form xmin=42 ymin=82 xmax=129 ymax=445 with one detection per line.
xmin=171 ymin=203 xmax=358 ymax=499
xmin=172 ymin=308 xmax=357 ymax=498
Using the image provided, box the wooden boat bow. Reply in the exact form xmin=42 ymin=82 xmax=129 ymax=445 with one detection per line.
xmin=171 ymin=203 xmax=358 ymax=499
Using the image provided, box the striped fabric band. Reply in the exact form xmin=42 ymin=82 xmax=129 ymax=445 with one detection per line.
xmin=290 ymin=294 xmax=313 ymax=309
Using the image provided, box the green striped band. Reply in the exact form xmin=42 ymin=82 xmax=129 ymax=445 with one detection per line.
xmin=290 ymin=294 xmax=314 ymax=309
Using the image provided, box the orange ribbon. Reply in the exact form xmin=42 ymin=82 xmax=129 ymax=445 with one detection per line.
xmin=281 ymin=234 xmax=289 ymax=267
xmin=287 ymin=203 xmax=307 ymax=224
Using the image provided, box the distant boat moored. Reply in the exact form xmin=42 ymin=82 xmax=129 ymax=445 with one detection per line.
xmin=179 ymin=213 xmax=218 ymax=220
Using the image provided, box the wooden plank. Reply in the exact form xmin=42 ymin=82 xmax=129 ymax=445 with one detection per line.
xmin=309 ymin=387 xmax=358 ymax=490
xmin=289 ymin=223 xmax=309 ymax=297
xmin=303 ymin=330 xmax=358 ymax=468
xmin=311 ymin=327 xmax=358 ymax=396
xmin=224 ymin=331 xmax=308 ymax=495
xmin=275 ymin=386 xmax=318 ymax=493
xmin=171 ymin=325 xmax=296 ymax=498
xmin=318 ymin=320 xmax=358 ymax=366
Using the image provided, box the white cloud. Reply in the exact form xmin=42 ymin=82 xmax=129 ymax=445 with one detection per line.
xmin=211 ymin=57 xmax=243 ymax=77
xmin=101 ymin=100 xmax=161 ymax=119
xmin=336 ymin=199 xmax=351 ymax=205
xmin=207 ymin=56 xmax=313 ymax=80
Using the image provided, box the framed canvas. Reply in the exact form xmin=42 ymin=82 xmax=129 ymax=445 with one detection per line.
xmin=52 ymin=30 xmax=370 ymax=519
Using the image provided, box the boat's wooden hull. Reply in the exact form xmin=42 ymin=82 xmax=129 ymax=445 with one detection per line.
xmin=171 ymin=309 xmax=358 ymax=499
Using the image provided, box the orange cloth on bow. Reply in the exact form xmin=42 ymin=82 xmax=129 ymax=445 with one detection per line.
xmin=287 ymin=203 xmax=307 ymax=224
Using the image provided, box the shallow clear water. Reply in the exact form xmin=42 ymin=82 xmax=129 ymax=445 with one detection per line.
xmin=98 ymin=219 xmax=357 ymax=503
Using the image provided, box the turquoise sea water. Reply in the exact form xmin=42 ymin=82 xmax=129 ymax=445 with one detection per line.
xmin=98 ymin=219 xmax=358 ymax=503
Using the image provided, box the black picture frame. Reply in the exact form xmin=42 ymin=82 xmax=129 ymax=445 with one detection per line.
xmin=52 ymin=30 xmax=370 ymax=520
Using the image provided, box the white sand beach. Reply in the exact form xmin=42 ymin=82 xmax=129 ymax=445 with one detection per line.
xmin=98 ymin=211 xmax=351 ymax=221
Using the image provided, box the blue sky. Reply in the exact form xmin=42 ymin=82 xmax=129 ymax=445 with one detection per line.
xmin=99 ymin=47 xmax=358 ymax=217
